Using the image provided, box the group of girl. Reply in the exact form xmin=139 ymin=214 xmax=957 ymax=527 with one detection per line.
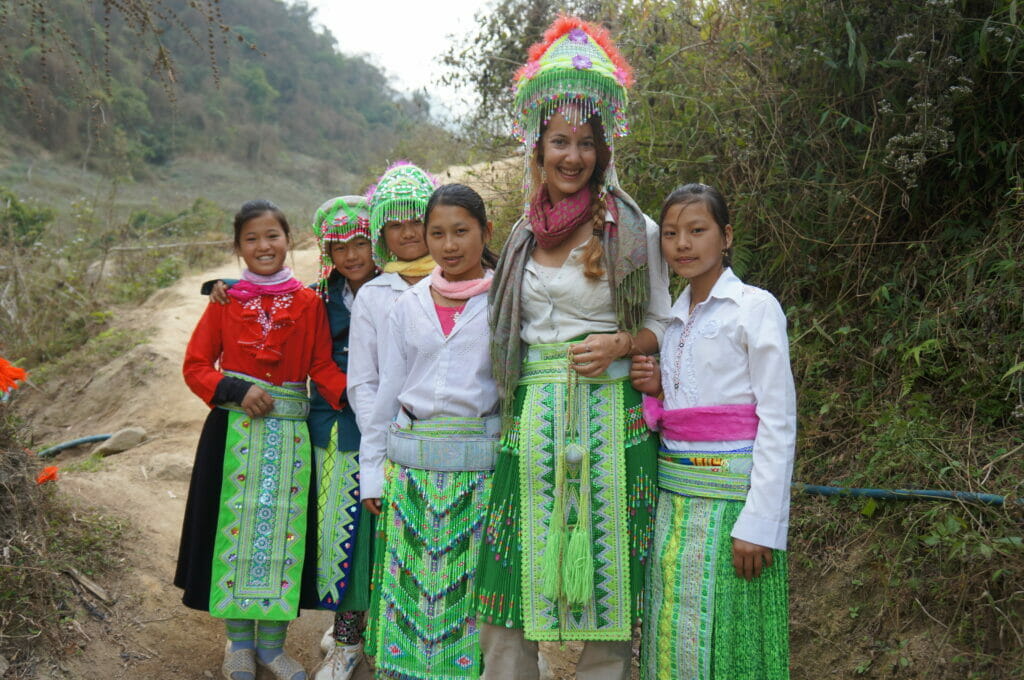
xmin=176 ymin=15 xmax=796 ymax=680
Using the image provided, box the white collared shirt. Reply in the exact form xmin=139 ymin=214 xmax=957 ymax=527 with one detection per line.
xmin=346 ymin=272 xmax=409 ymax=434
xmin=341 ymin=280 xmax=355 ymax=311
xmin=660 ymin=268 xmax=797 ymax=550
xmin=358 ymin=277 xmax=499 ymax=498
xmin=520 ymin=213 xmax=672 ymax=344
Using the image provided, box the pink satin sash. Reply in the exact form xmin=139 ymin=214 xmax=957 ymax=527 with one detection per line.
xmin=642 ymin=395 xmax=759 ymax=441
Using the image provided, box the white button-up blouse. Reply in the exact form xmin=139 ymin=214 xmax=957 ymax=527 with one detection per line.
xmin=660 ymin=268 xmax=797 ymax=550
xmin=358 ymin=278 xmax=499 ymax=498
xmin=346 ymin=272 xmax=410 ymax=435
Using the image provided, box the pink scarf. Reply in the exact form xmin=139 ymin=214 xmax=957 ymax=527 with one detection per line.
xmin=528 ymin=184 xmax=594 ymax=249
xmin=429 ymin=265 xmax=492 ymax=300
xmin=227 ymin=266 xmax=304 ymax=302
xmin=643 ymin=396 xmax=759 ymax=442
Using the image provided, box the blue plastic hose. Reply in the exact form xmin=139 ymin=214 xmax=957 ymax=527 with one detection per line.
xmin=796 ymin=483 xmax=1020 ymax=506
xmin=36 ymin=434 xmax=111 ymax=458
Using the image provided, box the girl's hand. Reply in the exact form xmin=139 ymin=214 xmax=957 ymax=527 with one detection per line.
xmin=210 ymin=280 xmax=230 ymax=305
xmin=570 ymin=333 xmax=625 ymax=378
xmin=629 ymin=355 xmax=662 ymax=396
xmin=240 ymin=385 xmax=275 ymax=418
xmin=363 ymin=498 xmax=382 ymax=516
xmin=732 ymin=538 xmax=773 ymax=581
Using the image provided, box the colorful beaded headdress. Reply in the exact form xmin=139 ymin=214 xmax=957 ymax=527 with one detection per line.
xmin=312 ymin=195 xmax=371 ymax=294
xmin=511 ymin=15 xmax=634 ymax=148
xmin=366 ymin=161 xmax=437 ymax=265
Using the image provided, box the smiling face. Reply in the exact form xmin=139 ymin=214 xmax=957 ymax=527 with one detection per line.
xmin=237 ymin=212 xmax=289 ymax=276
xmin=425 ymin=204 xmax=491 ymax=282
xmin=539 ymin=111 xmax=598 ymax=203
xmin=660 ymin=200 xmax=733 ymax=288
xmin=383 ymin=219 xmax=429 ymax=261
xmin=328 ymin=236 xmax=375 ymax=288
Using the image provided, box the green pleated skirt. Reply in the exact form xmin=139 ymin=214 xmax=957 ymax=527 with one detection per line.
xmin=640 ymin=490 xmax=790 ymax=679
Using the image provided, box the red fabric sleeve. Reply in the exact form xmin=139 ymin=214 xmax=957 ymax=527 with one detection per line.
xmin=306 ymin=298 xmax=347 ymax=408
xmin=182 ymin=301 xmax=225 ymax=406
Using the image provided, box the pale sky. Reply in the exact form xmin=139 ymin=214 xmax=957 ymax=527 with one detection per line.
xmin=301 ymin=0 xmax=493 ymax=121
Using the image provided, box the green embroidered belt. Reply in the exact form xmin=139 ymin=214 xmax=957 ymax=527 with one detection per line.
xmin=520 ymin=341 xmax=630 ymax=384
xmin=658 ymin=446 xmax=754 ymax=501
xmin=386 ymin=411 xmax=501 ymax=471
xmin=219 ymin=371 xmax=309 ymax=421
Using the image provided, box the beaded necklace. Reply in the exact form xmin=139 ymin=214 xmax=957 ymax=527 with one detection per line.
xmin=671 ymin=304 xmax=702 ymax=392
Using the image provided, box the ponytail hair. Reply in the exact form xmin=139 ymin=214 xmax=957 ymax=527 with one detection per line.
xmin=580 ymin=114 xmax=611 ymax=280
xmin=424 ymin=183 xmax=497 ymax=270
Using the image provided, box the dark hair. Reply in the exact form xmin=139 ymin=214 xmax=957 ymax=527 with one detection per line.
xmin=659 ymin=183 xmax=733 ymax=267
xmin=424 ymin=183 xmax=498 ymax=270
xmin=232 ymin=199 xmax=291 ymax=248
xmin=534 ymin=111 xmax=611 ymax=279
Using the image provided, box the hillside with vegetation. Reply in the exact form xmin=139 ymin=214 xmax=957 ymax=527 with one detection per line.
xmin=0 ymin=0 xmax=1021 ymax=678
xmin=0 ymin=0 xmax=462 ymax=175
xmin=446 ymin=0 xmax=1024 ymax=677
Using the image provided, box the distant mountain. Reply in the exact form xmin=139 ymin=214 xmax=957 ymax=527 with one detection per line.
xmin=0 ymin=0 xmax=440 ymax=174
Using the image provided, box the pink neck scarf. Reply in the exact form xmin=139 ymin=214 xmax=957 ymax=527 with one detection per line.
xmin=429 ymin=265 xmax=492 ymax=300
xmin=227 ymin=266 xmax=304 ymax=302
xmin=528 ymin=184 xmax=594 ymax=249
xmin=643 ymin=396 xmax=759 ymax=442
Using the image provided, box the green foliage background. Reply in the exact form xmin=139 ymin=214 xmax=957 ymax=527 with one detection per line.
xmin=449 ymin=0 xmax=1023 ymax=677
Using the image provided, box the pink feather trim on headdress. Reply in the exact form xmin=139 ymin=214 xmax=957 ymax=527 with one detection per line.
xmin=515 ymin=15 xmax=634 ymax=88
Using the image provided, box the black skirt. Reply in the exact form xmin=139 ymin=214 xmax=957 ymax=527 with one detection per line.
xmin=173 ymin=408 xmax=321 ymax=614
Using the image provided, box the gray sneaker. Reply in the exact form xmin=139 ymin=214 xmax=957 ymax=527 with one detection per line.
xmin=312 ymin=642 xmax=362 ymax=680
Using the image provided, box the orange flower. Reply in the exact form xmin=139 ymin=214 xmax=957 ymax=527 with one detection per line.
xmin=36 ymin=466 xmax=58 ymax=484
xmin=0 ymin=356 xmax=27 ymax=393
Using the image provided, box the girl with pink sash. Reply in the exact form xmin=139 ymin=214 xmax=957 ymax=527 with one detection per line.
xmin=630 ymin=184 xmax=796 ymax=680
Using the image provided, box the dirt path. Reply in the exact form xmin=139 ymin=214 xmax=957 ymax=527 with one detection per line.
xmin=27 ymin=245 xmax=354 ymax=679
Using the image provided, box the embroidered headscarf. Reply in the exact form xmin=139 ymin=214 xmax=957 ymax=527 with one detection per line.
xmin=312 ymin=195 xmax=371 ymax=296
xmin=490 ymin=15 xmax=650 ymax=426
xmin=366 ymin=161 xmax=437 ymax=267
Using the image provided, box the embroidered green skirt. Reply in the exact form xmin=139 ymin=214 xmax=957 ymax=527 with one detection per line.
xmin=640 ymin=447 xmax=789 ymax=679
xmin=209 ymin=376 xmax=313 ymax=620
xmin=313 ymin=430 xmax=374 ymax=612
xmin=368 ymin=416 xmax=496 ymax=680
xmin=474 ymin=343 xmax=657 ymax=641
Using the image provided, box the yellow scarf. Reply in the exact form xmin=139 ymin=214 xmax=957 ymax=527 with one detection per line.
xmin=383 ymin=253 xmax=436 ymax=277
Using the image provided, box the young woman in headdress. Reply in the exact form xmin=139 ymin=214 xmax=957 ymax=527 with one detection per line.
xmin=474 ymin=16 xmax=672 ymax=680
xmin=347 ymin=162 xmax=437 ymax=447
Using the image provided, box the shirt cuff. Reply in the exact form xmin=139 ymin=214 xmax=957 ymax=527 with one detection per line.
xmin=643 ymin=318 xmax=667 ymax=344
xmin=212 ymin=376 xmax=252 ymax=405
xmin=731 ymin=507 xmax=789 ymax=551
xmin=359 ymin=465 xmax=384 ymax=499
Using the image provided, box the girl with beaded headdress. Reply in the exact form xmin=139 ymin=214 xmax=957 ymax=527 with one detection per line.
xmin=630 ymin=184 xmax=794 ymax=679
xmin=305 ymin=196 xmax=378 ymax=680
xmin=474 ymin=16 xmax=672 ymax=680
xmin=347 ymin=162 xmax=436 ymax=457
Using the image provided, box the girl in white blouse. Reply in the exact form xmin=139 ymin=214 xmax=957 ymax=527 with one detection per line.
xmin=359 ymin=184 xmax=498 ymax=680
xmin=630 ymin=183 xmax=796 ymax=680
